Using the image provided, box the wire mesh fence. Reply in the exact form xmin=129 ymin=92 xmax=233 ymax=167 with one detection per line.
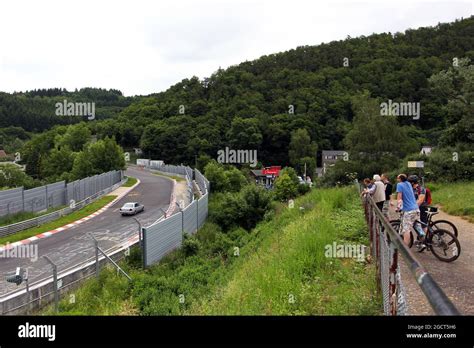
xmin=362 ymin=193 xmax=459 ymax=315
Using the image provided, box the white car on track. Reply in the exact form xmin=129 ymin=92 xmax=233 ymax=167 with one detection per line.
xmin=120 ymin=202 xmax=144 ymax=216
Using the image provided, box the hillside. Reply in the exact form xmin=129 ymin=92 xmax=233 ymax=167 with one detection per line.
xmin=46 ymin=186 xmax=380 ymax=315
xmin=2 ymin=16 xmax=473 ymax=186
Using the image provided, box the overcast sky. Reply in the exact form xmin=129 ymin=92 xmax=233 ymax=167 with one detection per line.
xmin=0 ymin=0 xmax=471 ymax=96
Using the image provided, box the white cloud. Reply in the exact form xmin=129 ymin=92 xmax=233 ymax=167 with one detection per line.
xmin=0 ymin=0 xmax=471 ymax=96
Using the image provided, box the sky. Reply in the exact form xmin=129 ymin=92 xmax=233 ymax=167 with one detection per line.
xmin=0 ymin=0 xmax=472 ymax=96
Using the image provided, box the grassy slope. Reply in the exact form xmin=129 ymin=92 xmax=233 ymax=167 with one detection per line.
xmin=187 ymin=188 xmax=380 ymax=315
xmin=0 ymin=195 xmax=117 ymax=245
xmin=48 ymin=187 xmax=380 ymax=316
xmin=429 ymin=182 xmax=474 ymax=222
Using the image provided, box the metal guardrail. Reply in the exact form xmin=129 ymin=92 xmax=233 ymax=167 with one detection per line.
xmin=362 ymin=194 xmax=460 ymax=315
xmin=0 ymin=178 xmax=125 ymax=238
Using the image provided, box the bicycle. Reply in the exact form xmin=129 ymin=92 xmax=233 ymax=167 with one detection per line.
xmin=390 ymin=208 xmax=461 ymax=262
xmin=389 ymin=206 xmax=458 ymax=237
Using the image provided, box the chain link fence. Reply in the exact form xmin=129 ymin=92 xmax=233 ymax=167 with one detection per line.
xmin=362 ymin=193 xmax=459 ymax=315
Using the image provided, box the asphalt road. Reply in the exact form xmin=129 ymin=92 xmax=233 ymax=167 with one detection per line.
xmin=0 ymin=167 xmax=173 ymax=296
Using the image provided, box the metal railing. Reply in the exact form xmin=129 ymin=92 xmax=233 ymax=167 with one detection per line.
xmin=362 ymin=194 xmax=460 ymax=315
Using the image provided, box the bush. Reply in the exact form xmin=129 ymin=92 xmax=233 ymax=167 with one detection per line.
xmin=209 ymin=184 xmax=273 ymax=232
xmin=391 ymin=147 xmax=474 ymax=183
xmin=182 ymin=234 xmax=201 ymax=257
xmin=204 ymin=161 xmax=230 ymax=193
xmin=240 ymin=184 xmax=273 ymax=230
xmin=274 ymin=173 xmax=298 ymax=201
xmin=297 ymin=183 xmax=311 ymax=195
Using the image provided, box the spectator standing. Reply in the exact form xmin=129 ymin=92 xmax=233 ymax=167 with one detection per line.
xmin=373 ymin=174 xmax=386 ymax=211
xmin=381 ymin=174 xmax=393 ymax=216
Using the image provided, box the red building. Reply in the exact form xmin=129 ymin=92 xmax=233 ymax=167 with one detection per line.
xmin=251 ymin=166 xmax=281 ymax=188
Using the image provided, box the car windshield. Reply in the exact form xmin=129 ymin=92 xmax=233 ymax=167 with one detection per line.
xmin=123 ymin=203 xmax=135 ymax=208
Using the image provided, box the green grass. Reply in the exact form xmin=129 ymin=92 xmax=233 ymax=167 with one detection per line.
xmin=153 ymin=172 xmax=186 ymax=182
xmin=47 ymin=187 xmax=380 ymax=316
xmin=0 ymin=206 xmax=65 ymax=227
xmin=122 ymin=176 xmax=138 ymax=187
xmin=0 ymin=195 xmax=117 ymax=245
xmin=188 ymin=188 xmax=379 ymax=315
xmin=429 ymin=181 xmax=474 ymax=222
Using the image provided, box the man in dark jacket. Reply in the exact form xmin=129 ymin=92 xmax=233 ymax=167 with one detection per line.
xmin=381 ymin=174 xmax=393 ymax=217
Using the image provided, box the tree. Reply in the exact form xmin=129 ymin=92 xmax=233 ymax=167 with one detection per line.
xmin=0 ymin=164 xmax=34 ymax=189
xmin=345 ymin=93 xmax=418 ymax=159
xmin=56 ymin=123 xmax=91 ymax=152
xmin=224 ymin=167 xmax=248 ymax=192
xmin=40 ymin=147 xmax=75 ymax=181
xmin=288 ymin=128 xmax=317 ymax=175
xmin=429 ymin=58 xmax=474 ymax=148
xmin=204 ymin=161 xmax=230 ymax=193
xmin=70 ymin=137 xmax=125 ymax=180
xmin=226 ymin=117 xmax=263 ymax=149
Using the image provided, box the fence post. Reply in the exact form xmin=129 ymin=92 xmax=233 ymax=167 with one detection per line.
xmin=196 ymin=198 xmax=199 ymax=230
xmin=45 ymin=185 xmax=48 ymax=209
xmin=389 ymin=244 xmax=399 ymax=315
xmin=43 ymin=256 xmax=59 ymax=313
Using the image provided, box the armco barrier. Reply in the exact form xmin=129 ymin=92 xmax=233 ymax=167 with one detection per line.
xmin=0 ymin=171 xmax=123 ymax=238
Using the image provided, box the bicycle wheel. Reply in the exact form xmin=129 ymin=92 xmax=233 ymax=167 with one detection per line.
xmin=390 ymin=220 xmax=413 ymax=248
xmin=430 ymin=219 xmax=458 ymax=237
xmin=429 ymin=229 xmax=461 ymax=262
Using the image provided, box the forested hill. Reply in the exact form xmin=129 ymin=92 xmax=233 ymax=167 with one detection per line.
xmin=108 ymin=16 xmax=473 ymax=166
xmin=0 ymin=88 xmax=134 ymax=132
xmin=2 ymin=16 xmax=473 ymax=178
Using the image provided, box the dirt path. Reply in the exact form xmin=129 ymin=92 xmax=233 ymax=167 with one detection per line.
xmin=392 ymin=205 xmax=474 ymax=315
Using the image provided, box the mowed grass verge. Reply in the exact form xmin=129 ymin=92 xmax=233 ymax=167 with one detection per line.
xmin=0 ymin=206 xmax=65 ymax=227
xmin=47 ymin=187 xmax=380 ymax=316
xmin=122 ymin=176 xmax=138 ymax=187
xmin=429 ymin=181 xmax=474 ymax=222
xmin=0 ymin=195 xmax=117 ymax=245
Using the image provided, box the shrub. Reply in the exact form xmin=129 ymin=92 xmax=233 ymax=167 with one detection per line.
xmin=182 ymin=234 xmax=201 ymax=257
xmin=297 ymin=183 xmax=311 ymax=195
xmin=274 ymin=173 xmax=298 ymax=201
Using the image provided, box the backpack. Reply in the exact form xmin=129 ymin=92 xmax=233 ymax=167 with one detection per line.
xmin=425 ymin=187 xmax=432 ymax=205
xmin=415 ymin=185 xmax=432 ymax=205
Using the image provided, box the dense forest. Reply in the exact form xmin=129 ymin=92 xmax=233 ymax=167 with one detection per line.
xmin=1 ymin=16 xmax=473 ymax=186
